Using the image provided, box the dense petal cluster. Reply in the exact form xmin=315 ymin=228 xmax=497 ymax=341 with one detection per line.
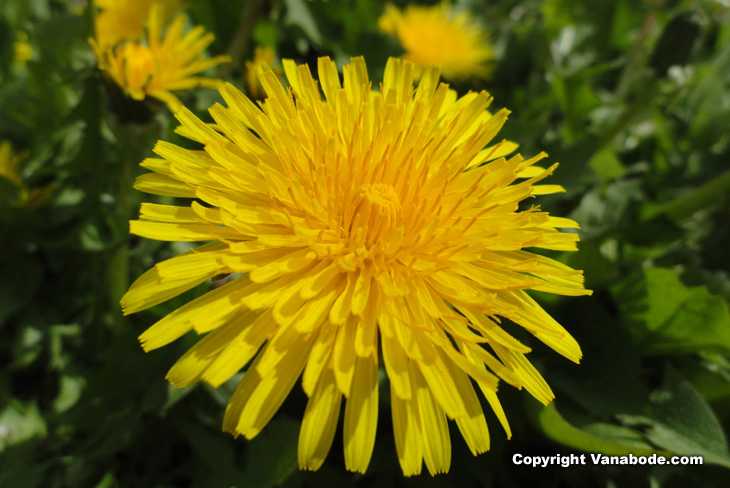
xmin=122 ymin=57 xmax=590 ymax=475
xmin=91 ymin=4 xmax=229 ymax=111
xmin=379 ymin=2 xmax=495 ymax=80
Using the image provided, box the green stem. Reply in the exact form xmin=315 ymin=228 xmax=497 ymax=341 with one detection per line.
xmin=643 ymin=169 xmax=730 ymax=221
xmin=222 ymin=0 xmax=268 ymax=77
xmin=615 ymin=10 xmax=656 ymax=98
xmin=108 ymin=122 xmax=153 ymax=323
xmin=596 ymin=9 xmax=658 ymax=152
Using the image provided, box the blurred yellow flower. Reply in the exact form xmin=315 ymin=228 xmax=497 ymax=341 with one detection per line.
xmin=0 ymin=141 xmax=54 ymax=208
xmin=122 ymin=56 xmax=589 ymax=476
xmin=13 ymin=32 xmax=32 ymax=67
xmin=379 ymin=2 xmax=494 ymax=80
xmin=94 ymin=0 xmax=181 ymax=49
xmin=0 ymin=141 xmax=24 ymax=188
xmin=245 ymin=47 xmax=279 ymax=100
xmin=91 ymin=6 xmax=230 ymax=112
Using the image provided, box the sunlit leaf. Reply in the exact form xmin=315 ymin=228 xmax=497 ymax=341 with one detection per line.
xmin=526 ymin=400 xmax=666 ymax=456
xmin=612 ymin=268 xmax=730 ymax=355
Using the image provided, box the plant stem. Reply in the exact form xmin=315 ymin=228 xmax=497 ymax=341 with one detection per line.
xmin=108 ymin=120 xmax=156 ymax=322
xmin=223 ymin=0 xmax=268 ymax=77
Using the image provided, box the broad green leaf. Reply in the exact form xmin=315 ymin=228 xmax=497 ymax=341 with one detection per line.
xmin=622 ymin=367 xmax=730 ymax=468
xmin=579 ymin=423 xmax=654 ymax=450
xmin=526 ymin=400 xmax=666 ymax=456
xmin=612 ymin=268 xmax=730 ymax=355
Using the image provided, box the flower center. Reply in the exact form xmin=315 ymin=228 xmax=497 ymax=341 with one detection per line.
xmin=349 ymin=183 xmax=401 ymax=245
xmin=122 ymin=43 xmax=155 ymax=94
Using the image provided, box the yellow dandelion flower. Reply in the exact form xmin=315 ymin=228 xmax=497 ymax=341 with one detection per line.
xmin=0 ymin=141 xmax=24 ymax=188
xmin=91 ymin=5 xmax=230 ymax=112
xmin=0 ymin=141 xmax=54 ymax=208
xmin=94 ymin=0 xmax=181 ymax=49
xmin=245 ymin=47 xmax=279 ymax=100
xmin=122 ymin=57 xmax=590 ymax=476
xmin=13 ymin=32 xmax=32 ymax=67
xmin=379 ymin=2 xmax=494 ymax=80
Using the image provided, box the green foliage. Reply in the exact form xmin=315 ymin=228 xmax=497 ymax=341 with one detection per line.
xmin=639 ymin=367 xmax=730 ymax=468
xmin=613 ymin=268 xmax=730 ymax=355
xmin=2 ymin=0 xmax=730 ymax=487
xmin=526 ymin=401 xmax=665 ymax=456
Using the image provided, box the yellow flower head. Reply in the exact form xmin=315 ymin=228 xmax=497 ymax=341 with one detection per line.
xmin=94 ymin=0 xmax=181 ymax=49
xmin=122 ymin=57 xmax=590 ymax=476
xmin=91 ymin=5 xmax=230 ymax=112
xmin=245 ymin=47 xmax=279 ymax=100
xmin=379 ymin=2 xmax=494 ymax=80
xmin=13 ymin=32 xmax=32 ymax=68
xmin=0 ymin=141 xmax=54 ymax=208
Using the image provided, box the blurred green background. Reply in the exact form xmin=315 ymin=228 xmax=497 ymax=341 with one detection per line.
xmin=2 ymin=0 xmax=730 ymax=486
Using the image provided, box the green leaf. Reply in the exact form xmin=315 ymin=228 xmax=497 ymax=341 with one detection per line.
xmin=642 ymin=169 xmax=730 ymax=221
xmin=11 ymin=326 xmax=43 ymax=368
xmin=48 ymin=323 xmax=81 ymax=370
xmin=548 ymin=298 xmax=649 ymax=416
xmin=0 ymin=401 xmax=47 ymax=452
xmin=283 ymin=0 xmax=322 ymax=45
xmin=612 ymin=267 xmax=730 ymax=355
xmin=562 ymin=240 xmax=617 ymax=288
xmin=0 ymin=253 xmax=42 ymax=327
xmin=93 ymin=472 xmax=117 ymax=488
xmin=588 ymin=148 xmax=626 ymax=180
xmin=626 ymin=367 xmax=730 ymax=468
xmin=242 ymin=416 xmax=300 ymax=488
xmin=163 ymin=383 xmax=196 ymax=411
xmin=686 ymin=353 xmax=730 ymax=403
xmin=253 ymin=19 xmax=278 ymax=48
xmin=175 ymin=416 xmax=242 ymax=486
xmin=79 ymin=222 xmax=105 ymax=251
xmin=569 ymin=179 xmax=643 ymax=238
xmin=53 ymin=375 xmax=85 ymax=413
xmin=526 ymin=400 xmax=666 ymax=456
xmin=649 ymin=11 xmax=702 ymax=77
xmin=0 ymin=441 xmax=49 ymax=488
